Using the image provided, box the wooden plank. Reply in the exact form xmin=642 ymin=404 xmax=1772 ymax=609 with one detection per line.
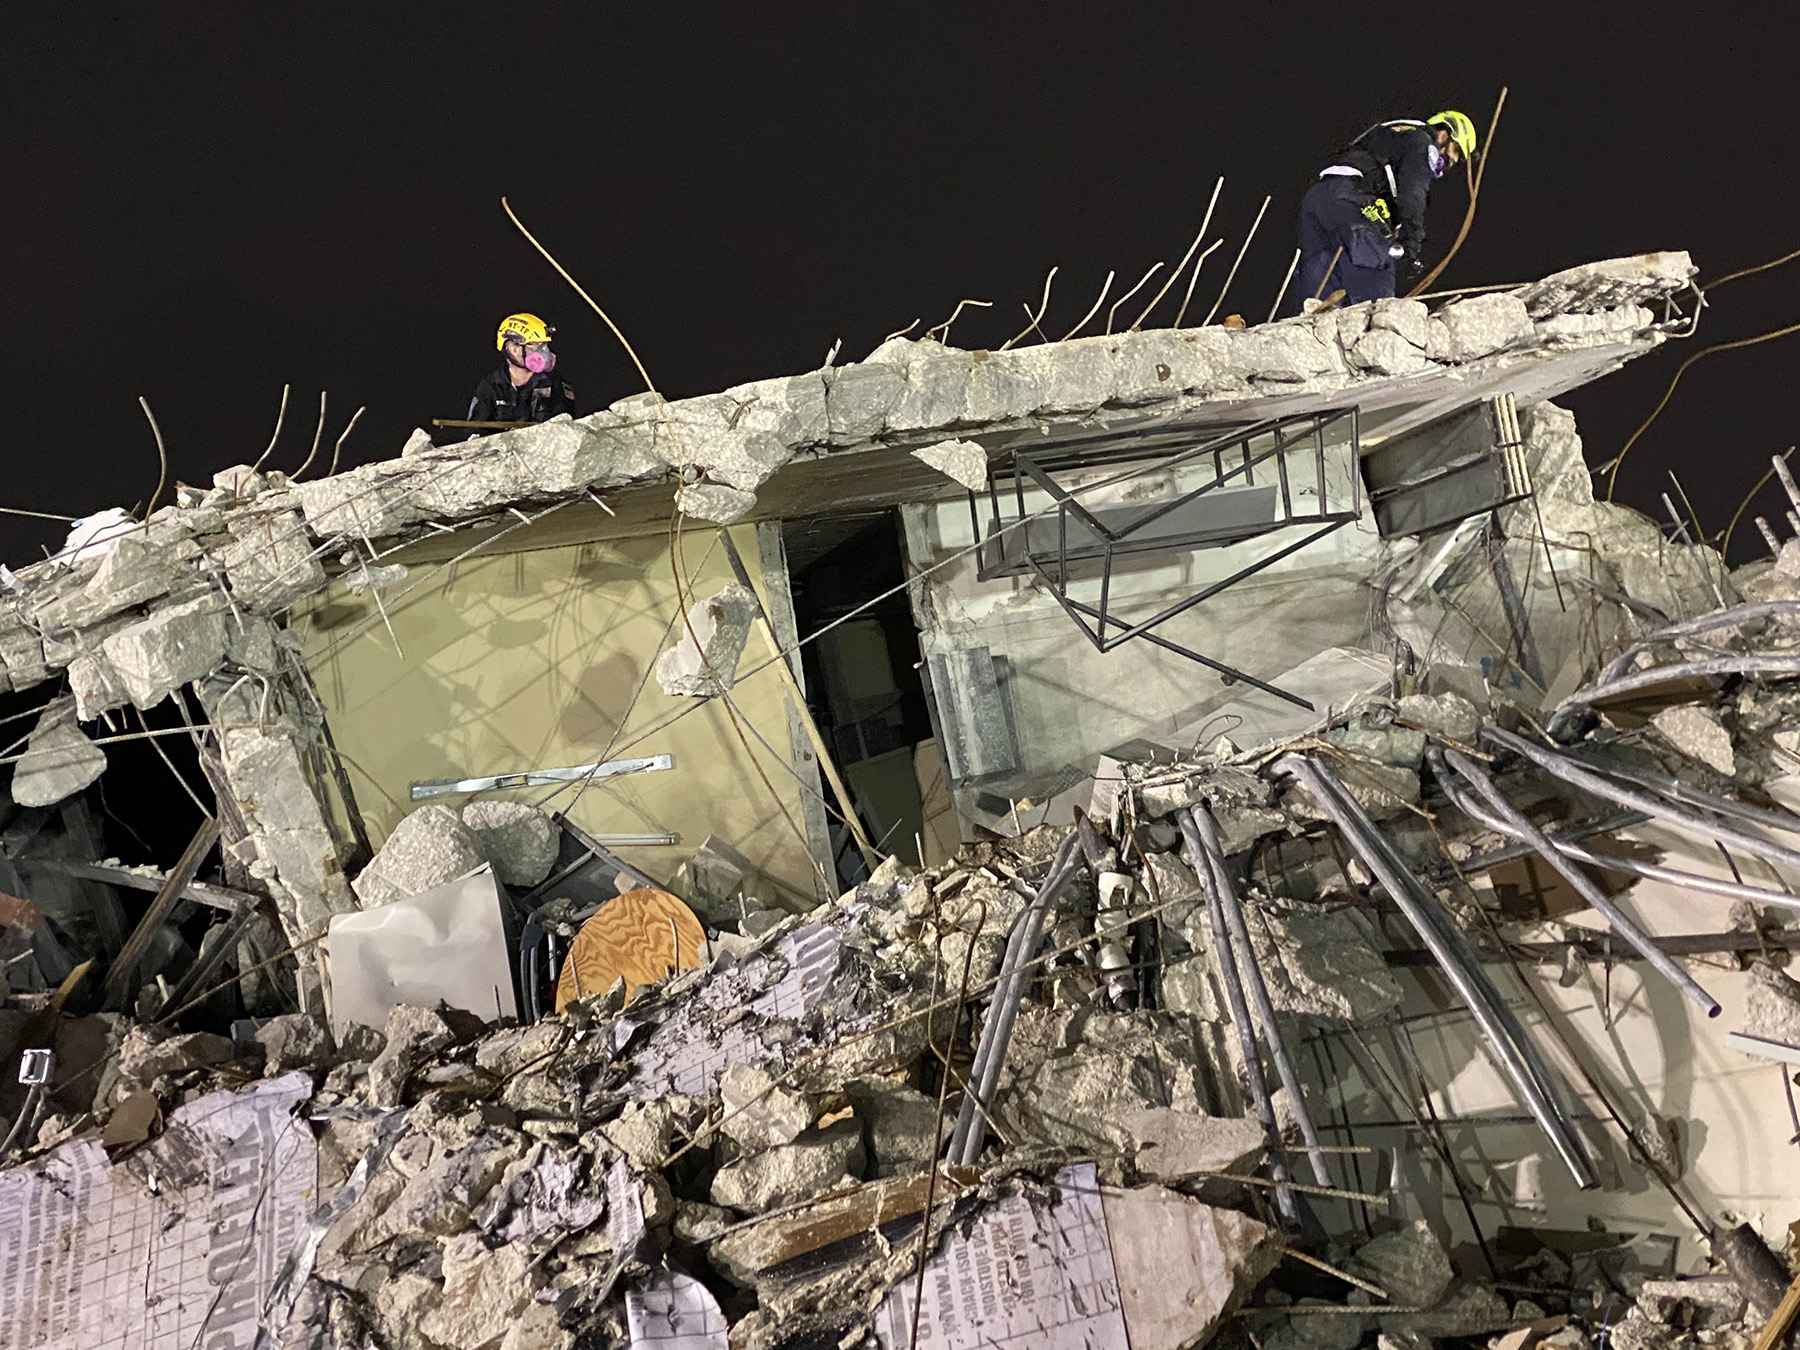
xmin=102 ymin=818 xmax=222 ymax=1009
xmin=1752 ymin=1275 xmax=1800 ymax=1350
xmin=18 ymin=856 xmax=251 ymax=913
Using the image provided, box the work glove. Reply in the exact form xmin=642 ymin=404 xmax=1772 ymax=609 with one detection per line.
xmin=1399 ymin=256 xmax=1425 ymax=285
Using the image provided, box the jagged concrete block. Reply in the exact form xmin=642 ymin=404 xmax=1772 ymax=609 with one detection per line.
xmin=962 ymin=349 xmax=1048 ymax=422
xmin=366 ymin=1003 xmax=462 ymax=1106
xmin=655 ymin=583 xmax=759 ymax=697
xmin=0 ymin=617 xmax=49 ymax=694
xmin=676 ymin=480 xmax=757 ymax=524
xmin=406 ymin=442 xmax=528 ymax=518
xmin=720 ymin=372 xmax=829 ymax=448
xmin=887 ymin=348 xmax=975 ymax=433
xmin=1536 ymin=305 xmax=1654 ymax=344
xmin=217 ymin=717 xmax=358 ymax=941
xmin=1369 ymin=297 xmax=1432 ymax=349
xmin=1010 ymin=339 xmax=1118 ymax=413
xmin=353 ymin=804 xmax=487 ymax=908
xmin=101 ymin=595 xmax=229 ymax=708
xmin=1516 ymin=251 xmax=1695 ymax=318
xmin=671 ymin=833 xmax=763 ymax=926
xmin=420 ymin=1231 xmax=544 ymax=1350
xmin=1436 ymin=292 xmax=1534 ymax=360
xmin=1118 ymin=1108 xmax=1266 ymax=1181
xmin=1745 ymin=959 xmax=1800 ymax=1046
xmin=294 ymin=463 xmax=427 ymax=539
xmin=1113 ymin=329 xmax=1225 ymax=403
xmin=709 ymin=1116 xmax=862 ymax=1212
xmin=719 ymin=1062 xmax=814 ymax=1152
xmin=221 ymin=509 xmax=326 ymax=613
xmin=224 ymin=612 xmax=281 ymax=672
xmin=255 ymin=1012 xmax=337 ymax=1075
xmin=911 ymin=439 xmax=988 ymax=491
xmin=67 ymin=648 xmax=128 ymax=720
xmin=1397 ymin=691 xmax=1481 ymax=746
xmin=1221 ymin=325 xmax=1345 ymax=382
xmin=1351 ymin=1220 xmax=1455 ymax=1308
xmin=213 ymin=464 xmax=265 ymax=497
xmin=499 ymin=1302 xmax=574 ymax=1350
xmin=1351 ymin=328 xmax=1433 ymax=376
xmin=653 ymin=395 xmax=796 ymax=492
xmin=1236 ymin=904 xmax=1404 ymax=1021
xmin=1104 ymin=1184 xmax=1275 ymax=1350
xmin=1650 ymin=705 xmax=1736 ymax=777
xmin=116 ymin=1026 xmax=236 ymax=1084
xmin=579 ymin=414 xmax=672 ymax=484
xmin=505 ymin=414 xmax=616 ymax=495
xmin=461 ymin=800 xmax=558 ymax=887
xmin=10 ymin=698 xmax=106 ymax=807
xmin=844 ymin=1075 xmax=942 ymax=1176
xmin=823 ymin=361 xmax=905 ymax=444
xmin=32 ymin=534 xmax=184 ymax=631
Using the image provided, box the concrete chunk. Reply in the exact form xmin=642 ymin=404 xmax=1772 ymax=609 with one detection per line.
xmin=101 ymin=596 xmax=229 ymax=708
xmin=719 ymin=1062 xmax=815 ymax=1152
xmin=1436 ymin=292 xmax=1535 ymax=360
xmin=461 ymin=800 xmax=558 ymax=887
xmin=710 ymin=1117 xmax=862 ymax=1212
xmin=221 ymin=509 xmax=325 ymax=613
xmin=1650 ymin=705 xmax=1736 ymax=776
xmin=844 ymin=1075 xmax=940 ymax=1176
xmin=654 ymin=582 xmax=759 ymax=697
xmin=1103 ymin=1183 xmax=1275 ymax=1350
xmin=1351 ymin=1220 xmax=1455 ymax=1307
xmin=1351 ymin=327 xmax=1433 ymax=376
xmin=420 ymin=1231 xmax=544 ymax=1350
xmin=10 ymin=697 xmax=106 ymax=807
xmin=1745 ymin=959 xmax=1800 ymax=1046
xmin=1369 ymin=297 xmax=1432 ymax=348
xmin=353 ymin=804 xmax=487 ymax=908
xmin=676 ymin=481 xmax=757 ymax=524
xmin=911 ymin=438 xmax=988 ymax=491
xmin=822 ymin=362 xmax=904 ymax=444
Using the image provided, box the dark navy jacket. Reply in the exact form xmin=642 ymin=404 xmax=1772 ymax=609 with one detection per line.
xmin=1337 ymin=120 xmax=1438 ymax=267
xmin=466 ymin=364 xmax=577 ymax=426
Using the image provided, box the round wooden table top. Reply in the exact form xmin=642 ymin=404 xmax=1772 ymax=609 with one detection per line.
xmin=553 ymin=887 xmax=705 ymax=1012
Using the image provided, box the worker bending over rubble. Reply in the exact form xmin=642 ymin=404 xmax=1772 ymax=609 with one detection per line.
xmin=1289 ymin=110 xmax=1477 ymax=312
xmin=466 ymin=312 xmax=577 ymax=430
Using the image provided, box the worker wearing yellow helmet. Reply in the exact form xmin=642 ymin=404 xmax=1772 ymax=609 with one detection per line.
xmin=1286 ymin=111 xmax=1477 ymax=313
xmin=466 ymin=312 xmax=577 ymax=430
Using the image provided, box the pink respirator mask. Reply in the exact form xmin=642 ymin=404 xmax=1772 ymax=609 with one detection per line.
xmin=521 ymin=343 xmax=557 ymax=374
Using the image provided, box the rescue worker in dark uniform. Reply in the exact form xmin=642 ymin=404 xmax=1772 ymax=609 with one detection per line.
xmin=1287 ymin=111 xmax=1477 ymax=314
xmin=467 ymin=313 xmax=577 ymax=430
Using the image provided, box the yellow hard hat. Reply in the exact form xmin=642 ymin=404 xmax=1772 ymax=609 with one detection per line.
xmin=496 ymin=312 xmax=554 ymax=350
xmin=1428 ymin=110 xmax=1478 ymax=163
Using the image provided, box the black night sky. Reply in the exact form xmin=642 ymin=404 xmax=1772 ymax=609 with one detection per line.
xmin=6 ymin=7 xmax=1796 ymax=564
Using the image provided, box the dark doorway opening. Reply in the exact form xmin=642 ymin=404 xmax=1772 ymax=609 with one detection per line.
xmin=781 ymin=513 xmax=939 ymax=889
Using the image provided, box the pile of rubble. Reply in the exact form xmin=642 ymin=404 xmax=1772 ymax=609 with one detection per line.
xmin=4 ymin=248 xmax=1800 ymax=1348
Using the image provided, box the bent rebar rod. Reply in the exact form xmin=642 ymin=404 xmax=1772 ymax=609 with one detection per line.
xmin=1433 ymin=748 xmax=1721 ymax=1018
xmin=1578 ymin=754 xmax=1800 ymax=840
xmin=946 ymin=832 xmax=1085 ymax=1166
xmin=1485 ymin=727 xmax=1800 ymax=877
xmin=1185 ymin=805 xmax=1333 ymax=1186
xmin=1281 ymin=756 xmax=1599 ymax=1188
xmin=1594 ymin=600 xmax=1800 ymax=686
xmin=1176 ymin=809 xmax=1302 ymax=1227
xmin=1563 ymin=655 xmax=1800 ymax=707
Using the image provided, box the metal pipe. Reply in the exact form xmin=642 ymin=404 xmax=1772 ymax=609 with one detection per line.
xmin=1485 ymin=727 xmax=1800 ymax=877
xmin=1576 ymin=755 xmax=1800 ymax=840
xmin=1595 ymin=600 xmax=1800 ymax=685
xmin=1565 ymin=655 xmax=1800 ymax=707
xmin=1434 ymin=748 xmax=1721 ymax=1017
xmin=1177 ymin=809 xmax=1302 ymax=1226
xmin=1280 ymin=756 xmax=1599 ymax=1188
xmin=947 ymin=833 xmax=1085 ymax=1166
xmin=1187 ymin=805 xmax=1334 ymax=1186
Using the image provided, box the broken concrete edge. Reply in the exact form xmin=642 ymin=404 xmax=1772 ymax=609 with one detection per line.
xmin=0 ymin=252 xmax=1692 ymax=728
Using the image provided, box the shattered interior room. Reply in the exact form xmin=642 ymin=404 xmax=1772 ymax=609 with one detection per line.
xmin=5 ymin=9 xmax=1800 ymax=1350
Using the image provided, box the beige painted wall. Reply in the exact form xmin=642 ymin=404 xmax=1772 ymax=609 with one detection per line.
xmin=296 ymin=526 xmax=822 ymax=908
